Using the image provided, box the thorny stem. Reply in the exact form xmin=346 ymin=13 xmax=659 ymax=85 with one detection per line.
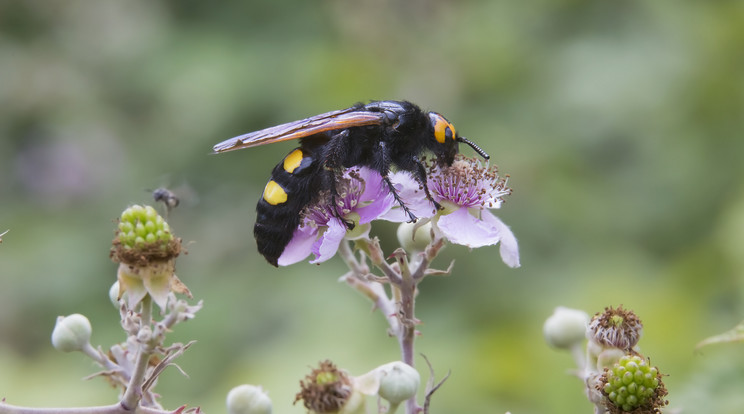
xmin=393 ymin=249 xmax=419 ymax=414
xmin=81 ymin=343 xmax=122 ymax=375
xmin=338 ymin=241 xmax=400 ymax=335
xmin=393 ymin=249 xmax=416 ymax=368
xmin=341 ymin=238 xmax=449 ymax=414
xmin=120 ymin=295 xmax=155 ymax=411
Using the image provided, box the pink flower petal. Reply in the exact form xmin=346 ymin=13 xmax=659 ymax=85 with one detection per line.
xmin=379 ymin=172 xmax=438 ymax=222
xmin=310 ymin=218 xmax=347 ymax=264
xmin=357 ymin=168 xmax=387 ymax=203
xmin=277 ymin=225 xmax=318 ymax=266
xmin=437 ymin=208 xmax=500 ymax=248
xmin=357 ymin=195 xmax=395 ymax=224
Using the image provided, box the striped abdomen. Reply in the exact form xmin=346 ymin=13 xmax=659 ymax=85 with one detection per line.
xmin=254 ymin=146 xmax=322 ymax=266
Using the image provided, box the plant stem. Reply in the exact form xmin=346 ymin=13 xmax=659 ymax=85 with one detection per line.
xmin=0 ymin=402 xmax=175 ymax=414
xmin=120 ymin=295 xmax=154 ymax=410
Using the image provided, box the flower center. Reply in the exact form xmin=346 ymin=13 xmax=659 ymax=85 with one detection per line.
xmin=302 ymin=168 xmax=366 ymax=227
xmin=428 ymin=156 xmax=511 ymax=209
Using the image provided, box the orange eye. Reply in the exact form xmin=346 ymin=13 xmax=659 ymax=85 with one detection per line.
xmin=432 ymin=114 xmax=456 ymax=144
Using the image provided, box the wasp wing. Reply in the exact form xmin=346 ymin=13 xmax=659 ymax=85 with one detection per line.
xmin=213 ymin=106 xmax=385 ymax=153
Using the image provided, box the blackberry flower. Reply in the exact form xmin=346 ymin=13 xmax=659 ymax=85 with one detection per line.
xmin=386 ymin=155 xmax=520 ymax=268
xmin=278 ymin=167 xmax=396 ymax=266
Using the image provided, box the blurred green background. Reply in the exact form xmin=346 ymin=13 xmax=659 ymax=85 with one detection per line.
xmin=2 ymin=0 xmax=744 ymax=412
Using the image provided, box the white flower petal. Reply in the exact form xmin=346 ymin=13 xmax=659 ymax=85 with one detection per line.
xmin=480 ymin=211 xmax=521 ymax=268
xmin=437 ymin=208 xmax=500 ymax=248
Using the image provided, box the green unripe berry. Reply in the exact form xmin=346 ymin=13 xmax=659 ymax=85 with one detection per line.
xmin=117 ymin=204 xmax=173 ymax=249
xmin=602 ymin=354 xmax=663 ymax=411
xmin=135 ymin=222 xmax=146 ymax=237
xmin=145 ymin=220 xmax=156 ymax=233
xmin=119 ymin=221 xmax=133 ymax=234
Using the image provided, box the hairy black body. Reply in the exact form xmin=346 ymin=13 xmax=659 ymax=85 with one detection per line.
xmin=213 ymin=100 xmax=489 ymax=266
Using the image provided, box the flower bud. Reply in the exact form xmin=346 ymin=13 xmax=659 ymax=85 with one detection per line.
xmin=227 ymin=384 xmax=272 ymax=414
xmin=543 ymin=307 xmax=589 ymax=350
xmin=51 ymin=314 xmax=92 ymax=353
xmin=109 ymin=281 xmax=122 ymax=308
xmin=396 ymin=222 xmax=433 ymax=252
xmin=376 ymin=361 xmax=420 ymax=405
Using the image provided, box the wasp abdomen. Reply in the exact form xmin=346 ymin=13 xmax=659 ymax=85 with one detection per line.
xmin=254 ymin=147 xmax=321 ymax=266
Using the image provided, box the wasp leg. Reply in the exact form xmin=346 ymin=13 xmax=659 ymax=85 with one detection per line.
xmin=383 ymin=176 xmax=418 ymax=222
xmin=375 ymin=141 xmax=418 ymax=222
xmin=328 ymin=172 xmax=356 ymax=230
xmin=323 ymin=130 xmax=356 ymax=230
xmin=412 ymin=158 xmax=443 ymax=211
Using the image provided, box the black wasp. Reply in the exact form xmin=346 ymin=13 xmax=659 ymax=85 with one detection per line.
xmin=213 ymin=100 xmax=489 ymax=266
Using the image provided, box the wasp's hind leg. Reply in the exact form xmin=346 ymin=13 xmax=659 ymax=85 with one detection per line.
xmin=322 ymin=130 xmax=356 ymax=230
xmin=327 ymin=173 xmax=356 ymax=230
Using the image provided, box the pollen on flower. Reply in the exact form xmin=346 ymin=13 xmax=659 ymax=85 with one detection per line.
xmin=300 ymin=169 xmax=366 ymax=227
xmin=427 ymin=155 xmax=511 ymax=210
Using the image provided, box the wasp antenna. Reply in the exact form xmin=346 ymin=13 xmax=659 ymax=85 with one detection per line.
xmin=458 ymin=137 xmax=490 ymax=160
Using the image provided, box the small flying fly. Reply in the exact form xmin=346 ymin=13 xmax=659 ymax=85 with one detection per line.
xmin=213 ymin=100 xmax=489 ymax=266
xmin=152 ymin=188 xmax=180 ymax=213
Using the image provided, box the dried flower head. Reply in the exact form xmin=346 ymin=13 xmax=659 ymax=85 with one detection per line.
xmin=587 ymin=305 xmax=643 ymax=351
xmin=295 ymin=360 xmax=354 ymax=413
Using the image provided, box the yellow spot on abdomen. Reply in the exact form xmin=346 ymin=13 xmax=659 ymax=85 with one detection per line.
xmin=263 ymin=180 xmax=288 ymax=205
xmin=283 ymin=149 xmax=304 ymax=173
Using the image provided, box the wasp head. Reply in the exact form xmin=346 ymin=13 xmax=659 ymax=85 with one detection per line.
xmin=427 ymin=112 xmax=489 ymax=164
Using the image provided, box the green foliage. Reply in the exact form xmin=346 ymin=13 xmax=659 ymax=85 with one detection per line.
xmin=1 ymin=0 xmax=744 ymax=413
